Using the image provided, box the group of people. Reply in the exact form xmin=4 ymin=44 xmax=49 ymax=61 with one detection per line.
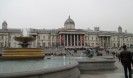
xmin=119 ymin=45 xmax=133 ymax=78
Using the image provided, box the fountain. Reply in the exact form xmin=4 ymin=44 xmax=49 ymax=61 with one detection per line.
xmin=14 ymin=36 xmax=36 ymax=48
xmin=0 ymin=28 xmax=45 ymax=59
xmin=0 ymin=28 xmax=80 ymax=78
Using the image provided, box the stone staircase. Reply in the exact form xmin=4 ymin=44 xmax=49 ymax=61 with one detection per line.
xmin=0 ymin=48 xmax=45 ymax=59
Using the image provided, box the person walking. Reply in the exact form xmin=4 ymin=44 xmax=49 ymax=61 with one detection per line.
xmin=120 ymin=45 xmax=133 ymax=78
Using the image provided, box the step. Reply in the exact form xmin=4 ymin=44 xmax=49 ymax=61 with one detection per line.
xmin=1 ymin=55 xmax=45 ymax=59
xmin=3 ymin=51 xmax=44 ymax=53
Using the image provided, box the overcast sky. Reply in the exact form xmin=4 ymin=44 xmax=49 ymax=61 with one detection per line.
xmin=0 ymin=0 xmax=133 ymax=33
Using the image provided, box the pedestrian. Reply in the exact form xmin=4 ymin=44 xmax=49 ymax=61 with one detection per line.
xmin=119 ymin=45 xmax=133 ymax=78
xmin=111 ymin=51 xmax=115 ymax=59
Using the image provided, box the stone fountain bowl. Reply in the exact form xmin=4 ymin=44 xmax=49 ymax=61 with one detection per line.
xmin=14 ymin=37 xmax=36 ymax=43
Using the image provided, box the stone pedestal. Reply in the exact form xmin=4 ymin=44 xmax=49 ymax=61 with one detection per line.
xmin=0 ymin=48 xmax=45 ymax=59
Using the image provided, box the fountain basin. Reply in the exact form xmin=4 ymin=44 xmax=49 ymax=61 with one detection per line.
xmin=0 ymin=56 xmax=116 ymax=78
xmin=14 ymin=36 xmax=36 ymax=48
xmin=14 ymin=37 xmax=36 ymax=43
xmin=0 ymin=57 xmax=80 ymax=78
xmin=72 ymin=57 xmax=117 ymax=73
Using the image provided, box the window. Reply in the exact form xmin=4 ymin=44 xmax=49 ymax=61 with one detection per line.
xmin=43 ymin=36 xmax=45 ymax=40
xmin=8 ymin=43 xmax=10 ymax=47
xmin=48 ymin=43 xmax=50 ymax=47
xmin=49 ymin=36 xmax=50 ymax=39
xmin=114 ymin=43 xmax=115 ymax=47
xmin=0 ymin=43 xmax=1 ymax=47
xmin=91 ymin=43 xmax=94 ymax=47
xmin=9 ymin=36 xmax=11 ymax=40
xmin=37 ymin=43 xmax=40 ymax=47
xmin=117 ymin=43 xmax=119 ymax=47
xmin=43 ymin=43 xmax=45 ymax=47
xmin=38 ymin=36 xmax=40 ymax=40
xmin=85 ymin=43 xmax=87 ymax=46
xmin=52 ymin=36 xmax=54 ymax=40
xmin=0 ymin=36 xmax=3 ymax=39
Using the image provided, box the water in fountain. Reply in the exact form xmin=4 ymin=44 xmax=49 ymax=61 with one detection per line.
xmin=21 ymin=28 xmax=30 ymax=37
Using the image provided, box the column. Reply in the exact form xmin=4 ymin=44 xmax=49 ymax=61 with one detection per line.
xmin=67 ymin=34 xmax=68 ymax=46
xmin=51 ymin=35 xmax=52 ymax=47
xmin=64 ymin=34 xmax=65 ymax=46
xmin=84 ymin=35 xmax=85 ymax=46
xmin=108 ymin=37 xmax=110 ymax=48
xmin=87 ymin=35 xmax=89 ymax=47
xmin=99 ymin=37 xmax=101 ymax=47
xmin=103 ymin=37 xmax=104 ymax=47
xmin=74 ymin=34 xmax=75 ymax=46
xmin=3 ymin=35 xmax=5 ymax=47
xmin=77 ymin=35 xmax=78 ymax=46
xmin=70 ymin=34 xmax=72 ymax=46
xmin=80 ymin=35 xmax=82 ymax=46
xmin=107 ymin=37 xmax=108 ymax=48
xmin=69 ymin=35 xmax=70 ymax=46
xmin=101 ymin=37 xmax=102 ymax=47
xmin=100 ymin=36 xmax=102 ymax=47
xmin=60 ymin=34 xmax=61 ymax=46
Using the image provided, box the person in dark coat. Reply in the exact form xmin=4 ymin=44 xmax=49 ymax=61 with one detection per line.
xmin=120 ymin=45 xmax=133 ymax=78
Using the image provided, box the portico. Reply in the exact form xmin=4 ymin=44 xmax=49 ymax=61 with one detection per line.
xmin=98 ymin=35 xmax=111 ymax=48
xmin=59 ymin=32 xmax=85 ymax=47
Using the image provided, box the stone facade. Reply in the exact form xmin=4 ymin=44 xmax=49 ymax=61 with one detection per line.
xmin=0 ymin=17 xmax=133 ymax=48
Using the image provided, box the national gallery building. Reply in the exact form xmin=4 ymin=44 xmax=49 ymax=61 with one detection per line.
xmin=0 ymin=16 xmax=133 ymax=48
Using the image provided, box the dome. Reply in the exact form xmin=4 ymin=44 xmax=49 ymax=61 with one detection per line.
xmin=118 ymin=26 xmax=122 ymax=29
xmin=118 ymin=26 xmax=122 ymax=33
xmin=64 ymin=16 xmax=75 ymax=29
xmin=2 ymin=21 xmax=7 ymax=26
xmin=64 ymin=16 xmax=75 ymax=25
xmin=2 ymin=21 xmax=8 ymax=29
